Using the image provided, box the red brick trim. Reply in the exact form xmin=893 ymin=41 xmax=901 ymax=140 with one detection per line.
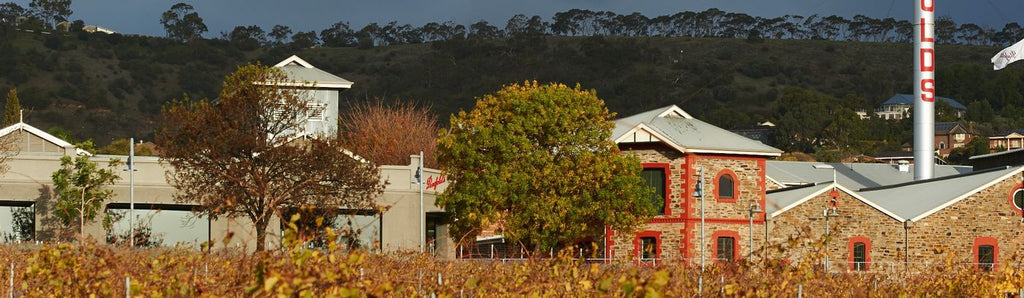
xmin=643 ymin=163 xmax=672 ymax=216
xmin=711 ymin=230 xmax=740 ymax=263
xmin=633 ymin=231 xmax=663 ymax=264
xmin=847 ymin=236 xmax=871 ymax=271
xmin=1008 ymin=184 xmax=1023 ymax=216
xmin=714 ymin=169 xmax=740 ymax=203
xmin=649 ymin=217 xmax=765 ymax=224
xmin=973 ymin=237 xmax=999 ymax=270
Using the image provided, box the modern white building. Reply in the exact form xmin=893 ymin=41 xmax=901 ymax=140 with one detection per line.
xmin=0 ymin=56 xmax=453 ymax=256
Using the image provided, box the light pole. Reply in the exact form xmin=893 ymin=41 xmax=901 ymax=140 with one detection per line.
xmin=415 ymin=151 xmax=425 ymax=253
xmin=691 ymin=166 xmax=705 ymax=271
xmin=123 ymin=138 xmax=137 ymax=247
xmin=823 ymin=201 xmax=839 ymax=272
xmin=748 ymin=203 xmax=762 ymax=261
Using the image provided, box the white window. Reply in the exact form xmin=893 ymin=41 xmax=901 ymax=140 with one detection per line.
xmin=307 ymin=103 xmax=326 ymax=121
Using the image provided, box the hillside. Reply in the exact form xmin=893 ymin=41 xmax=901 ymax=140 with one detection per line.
xmin=0 ymin=29 xmax=1017 ymax=152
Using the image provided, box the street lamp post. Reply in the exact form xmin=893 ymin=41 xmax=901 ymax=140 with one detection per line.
xmin=124 ymin=138 xmax=137 ymax=247
xmin=415 ymin=151 xmax=425 ymax=253
xmin=823 ymin=202 xmax=839 ymax=271
xmin=748 ymin=203 xmax=762 ymax=261
xmin=691 ymin=166 xmax=705 ymax=271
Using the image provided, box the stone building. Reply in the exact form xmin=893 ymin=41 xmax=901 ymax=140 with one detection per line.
xmin=607 ymin=105 xmax=782 ymax=264
xmin=766 ymin=161 xmax=1024 ymax=272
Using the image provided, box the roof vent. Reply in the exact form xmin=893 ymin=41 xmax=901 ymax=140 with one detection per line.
xmin=897 ymin=160 xmax=910 ymax=173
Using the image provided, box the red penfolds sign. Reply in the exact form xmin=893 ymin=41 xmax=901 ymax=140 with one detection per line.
xmin=426 ymin=175 xmax=447 ymax=190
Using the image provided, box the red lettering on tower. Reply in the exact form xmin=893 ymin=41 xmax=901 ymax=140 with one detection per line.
xmin=920 ymin=48 xmax=934 ymax=71
xmin=921 ymin=0 xmax=934 ymax=11
xmin=919 ymin=19 xmax=934 ymax=42
xmin=920 ymin=79 xmax=935 ymax=102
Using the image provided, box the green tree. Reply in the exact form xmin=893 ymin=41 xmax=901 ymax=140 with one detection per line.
xmin=157 ymin=64 xmax=385 ymax=251
xmin=159 ymin=3 xmax=207 ymax=42
xmin=4 ymin=88 xmax=20 ymax=126
xmin=51 ymin=155 xmax=121 ymax=241
xmin=28 ymin=0 xmax=71 ymax=29
xmin=436 ymin=81 xmax=654 ymax=251
xmin=773 ymin=87 xmax=834 ymax=152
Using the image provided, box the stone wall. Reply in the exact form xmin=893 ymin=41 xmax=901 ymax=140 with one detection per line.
xmin=909 ymin=174 xmax=1024 ymax=269
xmin=768 ymin=189 xmax=905 ymax=272
xmin=613 ymin=147 xmax=769 ymax=264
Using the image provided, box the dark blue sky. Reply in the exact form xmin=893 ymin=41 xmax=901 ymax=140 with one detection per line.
xmin=11 ymin=0 xmax=1024 ymax=43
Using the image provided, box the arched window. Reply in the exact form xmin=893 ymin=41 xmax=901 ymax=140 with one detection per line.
xmin=714 ymin=170 xmax=738 ymax=202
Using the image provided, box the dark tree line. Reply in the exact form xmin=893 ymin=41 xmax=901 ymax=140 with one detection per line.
xmin=210 ymin=9 xmax=1024 ymax=50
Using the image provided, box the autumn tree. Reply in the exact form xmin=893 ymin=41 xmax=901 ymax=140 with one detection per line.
xmin=51 ymin=155 xmax=121 ymax=241
xmin=159 ymin=3 xmax=207 ymax=42
xmin=4 ymin=88 xmax=19 ymax=126
xmin=340 ymin=100 xmax=439 ymax=167
xmin=157 ymin=64 xmax=385 ymax=251
xmin=436 ymin=81 xmax=654 ymax=252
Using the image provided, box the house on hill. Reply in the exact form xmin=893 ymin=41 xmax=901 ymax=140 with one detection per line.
xmin=988 ymin=129 xmax=1024 ymax=152
xmin=857 ymin=94 xmax=967 ymax=120
xmin=607 ymin=105 xmax=782 ymax=264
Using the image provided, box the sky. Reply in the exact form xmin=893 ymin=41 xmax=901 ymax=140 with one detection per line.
xmin=10 ymin=0 xmax=1024 ymax=42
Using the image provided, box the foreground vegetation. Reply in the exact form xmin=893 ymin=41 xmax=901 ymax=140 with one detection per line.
xmin=0 ymin=240 xmax=1020 ymax=296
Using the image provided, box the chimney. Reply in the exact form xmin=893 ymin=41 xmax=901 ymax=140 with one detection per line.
xmin=898 ymin=160 xmax=910 ymax=173
xmin=913 ymin=0 xmax=935 ymax=180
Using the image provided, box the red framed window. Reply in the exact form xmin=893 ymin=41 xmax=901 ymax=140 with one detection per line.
xmin=714 ymin=169 xmax=739 ymax=203
xmin=642 ymin=163 xmax=670 ymax=215
xmin=1009 ymin=185 xmax=1024 ymax=216
xmin=711 ymin=230 xmax=740 ymax=263
xmin=973 ymin=237 xmax=998 ymax=271
xmin=847 ymin=236 xmax=871 ymax=271
xmin=633 ymin=231 xmax=662 ymax=263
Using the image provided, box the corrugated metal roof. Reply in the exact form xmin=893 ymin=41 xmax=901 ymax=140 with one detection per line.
xmin=273 ymin=55 xmax=353 ymax=89
xmin=766 ymin=161 xmax=972 ymax=189
xmin=613 ymin=105 xmax=782 ymax=156
xmin=881 ymin=94 xmax=966 ymax=110
xmin=858 ymin=166 xmax=1022 ymax=221
xmin=766 ymin=182 xmax=832 ymax=216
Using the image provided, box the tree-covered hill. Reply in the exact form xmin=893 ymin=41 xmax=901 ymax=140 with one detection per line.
xmin=0 ymin=17 xmax=1020 ymax=161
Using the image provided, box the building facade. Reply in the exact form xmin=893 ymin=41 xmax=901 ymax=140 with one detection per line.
xmin=606 ymin=106 xmax=782 ymax=264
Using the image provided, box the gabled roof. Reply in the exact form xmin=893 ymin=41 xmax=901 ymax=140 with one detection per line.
xmin=881 ymin=94 xmax=966 ymax=110
xmin=991 ymin=129 xmax=1024 ymax=138
xmin=272 ymin=55 xmax=353 ymax=89
xmin=858 ymin=166 xmax=1022 ymax=221
xmin=766 ymin=161 xmax=972 ymax=189
xmin=0 ymin=122 xmax=90 ymax=156
xmin=935 ymin=122 xmax=969 ymax=135
xmin=767 ymin=182 xmax=904 ymax=221
xmin=613 ymin=105 xmax=782 ymax=156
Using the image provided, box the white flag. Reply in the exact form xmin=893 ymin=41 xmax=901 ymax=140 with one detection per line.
xmin=992 ymin=39 xmax=1024 ymax=70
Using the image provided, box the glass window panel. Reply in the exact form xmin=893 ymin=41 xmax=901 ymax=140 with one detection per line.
xmin=641 ymin=168 xmax=666 ymax=215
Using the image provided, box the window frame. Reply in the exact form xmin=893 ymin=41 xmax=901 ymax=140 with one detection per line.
xmin=711 ymin=230 xmax=740 ymax=263
xmin=973 ymin=237 xmax=998 ymax=271
xmin=633 ymin=231 xmax=662 ymax=264
xmin=641 ymin=163 xmax=671 ymax=216
xmin=1009 ymin=186 xmax=1024 ymax=216
xmin=847 ymin=236 xmax=871 ymax=271
xmin=714 ymin=169 xmax=739 ymax=203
